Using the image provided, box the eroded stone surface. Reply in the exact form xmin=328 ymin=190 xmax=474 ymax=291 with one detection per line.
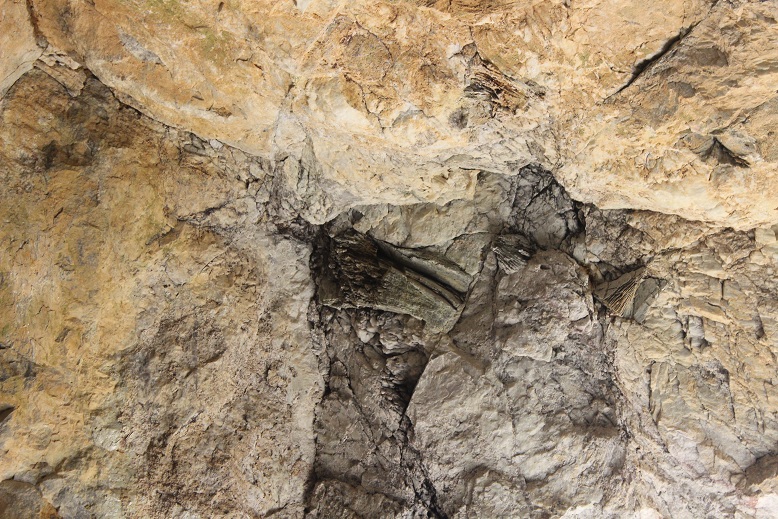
xmin=0 ymin=69 xmax=321 ymax=518
xmin=2 ymin=2 xmax=778 ymax=518
xmin=12 ymin=0 xmax=778 ymax=227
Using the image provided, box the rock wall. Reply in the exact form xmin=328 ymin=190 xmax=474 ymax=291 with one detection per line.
xmin=2 ymin=0 xmax=778 ymax=518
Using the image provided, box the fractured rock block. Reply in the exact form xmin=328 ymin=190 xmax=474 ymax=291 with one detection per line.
xmin=318 ymin=230 xmax=472 ymax=332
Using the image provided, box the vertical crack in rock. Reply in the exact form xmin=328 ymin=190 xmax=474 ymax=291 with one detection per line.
xmin=302 ymin=304 xmax=445 ymax=516
xmin=23 ymin=0 xmax=48 ymax=47
xmin=305 ymin=214 xmax=461 ymax=516
xmin=398 ymin=420 xmax=450 ymax=519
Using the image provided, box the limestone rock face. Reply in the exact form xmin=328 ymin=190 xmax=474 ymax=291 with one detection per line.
xmin=0 ymin=0 xmax=41 ymax=97
xmin=2 ymin=1 xmax=778 ymax=518
xmin=18 ymin=0 xmax=778 ymax=226
xmin=0 ymin=70 xmax=321 ymax=517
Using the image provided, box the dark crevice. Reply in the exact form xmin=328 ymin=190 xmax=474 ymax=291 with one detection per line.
xmin=0 ymin=406 xmax=15 ymax=425
xmin=607 ymin=23 xmax=699 ymax=99
xmin=398 ymin=417 xmax=449 ymax=519
xmin=306 ymin=227 xmax=447 ymax=515
xmin=508 ymin=164 xmax=585 ymax=252
xmin=708 ymin=138 xmax=751 ymax=168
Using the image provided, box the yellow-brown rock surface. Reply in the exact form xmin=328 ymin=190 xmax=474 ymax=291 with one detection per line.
xmin=2 ymin=0 xmax=778 ymax=517
xmin=1 ymin=70 xmax=321 ymax=517
xmin=15 ymin=0 xmax=778 ymax=226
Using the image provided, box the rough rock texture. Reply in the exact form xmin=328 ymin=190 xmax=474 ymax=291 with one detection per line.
xmin=0 ymin=70 xmax=321 ymax=517
xmin=11 ymin=0 xmax=778 ymax=226
xmin=2 ymin=0 xmax=778 ymax=518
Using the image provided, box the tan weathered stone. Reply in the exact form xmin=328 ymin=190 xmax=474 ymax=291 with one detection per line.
xmin=3 ymin=1 xmax=778 ymax=517
xmin=0 ymin=0 xmax=42 ymax=98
